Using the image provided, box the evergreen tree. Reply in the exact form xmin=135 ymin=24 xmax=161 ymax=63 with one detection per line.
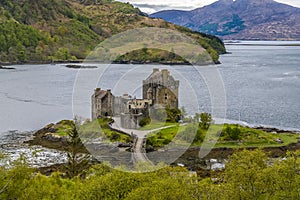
xmin=65 ymin=119 xmax=90 ymax=179
xmin=199 ymin=113 xmax=212 ymax=130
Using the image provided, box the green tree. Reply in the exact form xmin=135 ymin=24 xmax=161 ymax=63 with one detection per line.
xmin=195 ymin=128 xmax=205 ymax=143
xmin=65 ymin=120 xmax=90 ymax=179
xmin=166 ymin=107 xmax=181 ymax=123
xmin=199 ymin=113 xmax=212 ymax=130
xmin=139 ymin=117 xmax=151 ymax=127
xmin=270 ymin=151 xmax=300 ymax=199
xmin=0 ymin=154 xmax=34 ymax=200
xmin=223 ymin=125 xmax=241 ymax=140
xmin=54 ymin=47 xmax=71 ymax=60
xmin=224 ymin=149 xmax=268 ymax=200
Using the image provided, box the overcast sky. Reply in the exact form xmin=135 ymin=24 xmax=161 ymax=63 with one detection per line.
xmin=117 ymin=0 xmax=300 ymax=14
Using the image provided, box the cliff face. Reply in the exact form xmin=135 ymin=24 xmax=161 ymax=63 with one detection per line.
xmin=151 ymin=0 xmax=300 ymax=40
xmin=0 ymin=0 xmax=225 ymax=63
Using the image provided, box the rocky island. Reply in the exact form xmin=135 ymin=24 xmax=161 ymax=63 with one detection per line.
xmin=65 ymin=64 xmax=98 ymax=69
xmin=26 ymin=68 xmax=300 ymax=175
xmin=0 ymin=65 xmax=15 ymax=70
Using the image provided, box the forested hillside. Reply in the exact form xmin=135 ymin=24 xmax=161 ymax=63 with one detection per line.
xmin=0 ymin=0 xmax=225 ymax=64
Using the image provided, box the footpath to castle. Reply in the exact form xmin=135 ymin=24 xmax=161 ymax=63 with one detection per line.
xmin=110 ymin=117 xmax=178 ymax=164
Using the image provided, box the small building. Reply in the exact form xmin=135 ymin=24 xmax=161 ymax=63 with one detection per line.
xmin=91 ymin=69 xmax=179 ymax=129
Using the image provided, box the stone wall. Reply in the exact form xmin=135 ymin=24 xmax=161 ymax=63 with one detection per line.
xmin=120 ymin=113 xmax=143 ymax=129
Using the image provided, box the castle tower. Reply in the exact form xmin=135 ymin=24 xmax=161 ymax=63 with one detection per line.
xmin=143 ymin=68 xmax=179 ymax=109
xmin=91 ymin=88 xmax=114 ymax=120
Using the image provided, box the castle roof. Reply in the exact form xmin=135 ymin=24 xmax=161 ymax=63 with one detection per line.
xmin=94 ymin=88 xmax=108 ymax=99
xmin=143 ymin=68 xmax=178 ymax=86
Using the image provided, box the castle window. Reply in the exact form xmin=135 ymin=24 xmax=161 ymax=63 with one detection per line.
xmin=165 ymin=93 xmax=168 ymax=100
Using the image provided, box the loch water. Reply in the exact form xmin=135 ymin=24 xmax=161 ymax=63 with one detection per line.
xmin=0 ymin=41 xmax=300 ymax=160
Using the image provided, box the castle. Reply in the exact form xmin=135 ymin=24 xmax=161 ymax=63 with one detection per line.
xmin=91 ymin=68 xmax=179 ymax=129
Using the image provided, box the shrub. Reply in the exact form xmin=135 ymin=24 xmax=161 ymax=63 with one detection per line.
xmin=139 ymin=117 xmax=151 ymax=127
xmin=222 ymin=125 xmax=241 ymax=140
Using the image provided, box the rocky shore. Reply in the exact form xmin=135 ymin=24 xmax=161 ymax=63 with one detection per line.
xmin=253 ymin=126 xmax=300 ymax=134
xmin=25 ymin=123 xmax=68 ymax=151
xmin=0 ymin=129 xmax=67 ymax=170
xmin=25 ymin=121 xmax=90 ymax=153
xmin=26 ymin=120 xmax=132 ymax=152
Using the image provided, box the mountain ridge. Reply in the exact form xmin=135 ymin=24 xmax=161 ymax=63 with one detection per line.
xmin=150 ymin=0 xmax=300 ymax=40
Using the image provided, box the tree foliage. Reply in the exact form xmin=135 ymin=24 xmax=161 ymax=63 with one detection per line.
xmin=197 ymin=113 xmax=213 ymax=130
xmin=139 ymin=117 xmax=151 ymax=127
xmin=65 ymin=120 xmax=90 ymax=179
xmin=222 ymin=125 xmax=241 ymax=140
xmin=0 ymin=0 xmax=225 ymax=63
xmin=0 ymin=149 xmax=299 ymax=199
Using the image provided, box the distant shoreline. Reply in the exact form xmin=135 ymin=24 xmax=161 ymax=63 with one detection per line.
xmin=0 ymin=60 xmax=219 ymax=67
xmin=225 ymin=43 xmax=300 ymax=46
xmin=224 ymin=40 xmax=300 ymax=46
xmin=0 ymin=60 xmax=83 ymax=66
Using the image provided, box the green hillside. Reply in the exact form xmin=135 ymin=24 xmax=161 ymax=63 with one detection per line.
xmin=0 ymin=0 xmax=225 ymax=64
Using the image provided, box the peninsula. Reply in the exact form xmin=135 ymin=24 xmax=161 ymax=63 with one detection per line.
xmin=0 ymin=0 xmax=225 ymax=64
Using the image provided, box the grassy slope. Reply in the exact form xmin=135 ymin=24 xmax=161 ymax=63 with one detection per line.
xmin=0 ymin=0 xmax=225 ymax=63
xmin=146 ymin=123 xmax=299 ymax=149
xmin=80 ymin=118 xmax=131 ymax=143
xmin=213 ymin=124 xmax=298 ymax=148
xmin=52 ymin=119 xmax=131 ymax=143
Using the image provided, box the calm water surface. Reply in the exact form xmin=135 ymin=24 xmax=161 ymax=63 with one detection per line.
xmin=0 ymin=41 xmax=300 ymax=136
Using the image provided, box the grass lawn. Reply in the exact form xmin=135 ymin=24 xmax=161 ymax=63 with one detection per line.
xmin=213 ymin=124 xmax=299 ymax=148
xmin=146 ymin=125 xmax=182 ymax=148
xmin=146 ymin=122 xmax=299 ymax=149
xmin=52 ymin=119 xmax=298 ymax=149
xmin=139 ymin=120 xmax=179 ymax=131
